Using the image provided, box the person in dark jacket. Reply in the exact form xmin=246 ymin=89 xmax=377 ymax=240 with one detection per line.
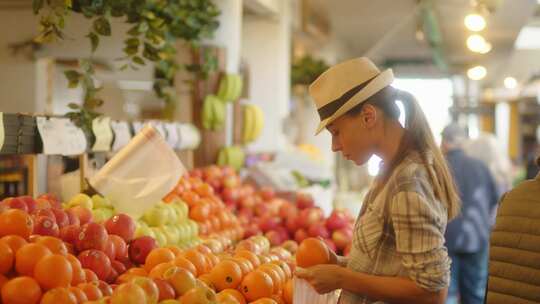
xmin=441 ymin=124 xmax=500 ymax=304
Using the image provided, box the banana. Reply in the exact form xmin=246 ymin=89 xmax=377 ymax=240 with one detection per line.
xmin=242 ymin=104 xmax=255 ymax=144
xmin=201 ymin=96 xmax=214 ymax=130
xmin=210 ymin=96 xmax=226 ymax=130
xmin=217 ymin=74 xmax=229 ymax=101
xmin=250 ymin=104 xmax=264 ymax=142
xmin=217 ymin=147 xmax=227 ymax=166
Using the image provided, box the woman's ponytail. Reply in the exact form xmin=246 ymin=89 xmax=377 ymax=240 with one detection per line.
xmin=397 ymin=89 xmax=461 ymax=220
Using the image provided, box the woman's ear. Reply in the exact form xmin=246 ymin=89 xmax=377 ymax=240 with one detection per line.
xmin=361 ymin=104 xmax=377 ymax=128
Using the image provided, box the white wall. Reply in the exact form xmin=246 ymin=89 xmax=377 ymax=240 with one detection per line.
xmin=242 ymin=0 xmax=291 ymax=152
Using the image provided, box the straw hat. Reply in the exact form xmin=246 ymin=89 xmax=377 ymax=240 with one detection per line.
xmin=309 ymin=57 xmax=394 ymax=134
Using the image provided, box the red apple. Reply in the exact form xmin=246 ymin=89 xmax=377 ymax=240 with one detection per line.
xmin=106 ymin=267 xmax=119 ymax=284
xmin=104 ymin=237 xmax=116 ymax=261
xmin=324 ymin=238 xmax=337 ymax=252
xmin=105 ymin=213 xmax=136 ymax=242
xmin=265 ymin=230 xmax=282 ymax=246
xmin=308 ymin=223 xmax=330 ymax=239
xmin=239 ymin=197 xmax=256 ymax=210
xmin=76 ymin=222 xmax=108 ymax=252
xmin=259 ymin=187 xmax=276 ymax=201
xmin=279 ymin=202 xmax=298 ymax=219
xmin=37 ymin=193 xmax=61 ymax=209
xmin=3 ymin=197 xmax=28 ymax=212
xmin=128 ymin=236 xmax=158 ymax=265
xmin=332 ymin=228 xmax=353 ymax=250
xmin=33 ymin=208 xmax=55 ymax=220
xmin=108 ymin=235 xmax=128 ymax=260
xmin=258 ymin=216 xmax=281 ymax=233
xmin=221 ymin=187 xmax=240 ymax=205
xmin=275 ymin=226 xmax=290 ymax=242
xmin=223 ymin=175 xmax=240 ymax=189
xmin=254 ymin=204 xmax=270 ymax=218
xmin=326 ymin=209 xmax=349 ymax=231
xmin=51 ymin=208 xmax=70 ymax=229
xmin=66 ymin=209 xmax=81 ymax=226
xmin=111 ymin=260 xmax=127 ymax=275
xmin=222 ymin=166 xmax=236 ymax=177
xmin=33 ymin=216 xmax=60 ymax=237
xmin=154 ymin=279 xmax=176 ymax=301
xmin=60 ymin=224 xmax=81 ymax=244
xmin=69 ymin=206 xmax=93 ymax=225
xmin=78 ymin=249 xmax=112 ymax=281
xmin=241 ymin=185 xmax=255 ymax=197
xmin=190 ymin=169 xmax=203 ymax=179
xmin=298 ymin=208 xmax=323 ymax=229
xmin=19 ymin=196 xmax=37 ymax=213
xmin=97 ymin=280 xmax=113 ymax=296
xmin=294 ymin=229 xmax=308 ymax=243
xmin=285 ymin=215 xmax=301 ymax=234
xmin=296 ymin=193 xmax=314 ymax=209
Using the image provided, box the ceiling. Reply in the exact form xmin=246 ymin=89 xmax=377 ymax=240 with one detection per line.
xmin=310 ymin=0 xmax=539 ymax=88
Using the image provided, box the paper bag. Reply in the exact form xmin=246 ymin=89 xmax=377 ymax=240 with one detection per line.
xmin=89 ymin=125 xmax=186 ymax=219
xmin=293 ymin=277 xmax=340 ymax=304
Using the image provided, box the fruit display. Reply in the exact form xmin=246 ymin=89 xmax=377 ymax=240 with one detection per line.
xmin=217 ymin=74 xmax=243 ymax=102
xmin=166 ymin=170 xmax=245 ymax=243
xmin=217 ymin=146 xmax=246 ymax=171
xmin=194 ymin=166 xmax=355 ymax=256
xmin=202 ymin=95 xmax=227 ymax=131
xmin=242 ymin=103 xmax=264 ymax=144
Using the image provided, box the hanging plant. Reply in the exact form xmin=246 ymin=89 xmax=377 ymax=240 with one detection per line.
xmin=291 ymin=55 xmax=329 ymax=86
xmin=33 ymin=0 xmax=220 ymax=120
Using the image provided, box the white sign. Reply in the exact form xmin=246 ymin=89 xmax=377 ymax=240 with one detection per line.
xmin=111 ymin=121 xmax=132 ymax=151
xmin=164 ymin=123 xmax=180 ymax=148
xmin=92 ymin=116 xmax=113 ymax=152
xmin=37 ymin=117 xmax=87 ymax=155
xmin=132 ymin=121 xmax=145 ymax=135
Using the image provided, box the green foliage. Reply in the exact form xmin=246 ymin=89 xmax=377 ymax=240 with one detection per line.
xmin=291 ymin=55 xmax=329 ymax=86
xmin=33 ymin=0 xmax=221 ymax=119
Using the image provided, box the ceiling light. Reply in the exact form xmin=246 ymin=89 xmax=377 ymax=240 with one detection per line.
xmin=467 ymin=34 xmax=491 ymax=53
xmin=504 ymin=77 xmax=518 ymax=89
xmin=465 ymin=14 xmax=486 ymax=32
xmin=467 ymin=66 xmax=487 ymax=80
xmin=515 ymin=26 xmax=540 ymax=49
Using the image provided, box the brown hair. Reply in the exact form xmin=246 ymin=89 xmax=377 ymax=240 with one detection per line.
xmin=347 ymin=86 xmax=460 ymax=220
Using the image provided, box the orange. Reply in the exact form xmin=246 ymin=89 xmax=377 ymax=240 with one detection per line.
xmin=271 ymin=294 xmax=286 ymax=304
xmin=206 ymin=253 xmax=220 ymax=268
xmin=83 ymin=269 xmax=98 ymax=283
xmin=178 ymin=284 xmax=217 ymax=303
xmin=1 ymin=276 xmax=42 ymax=304
xmin=283 ymin=279 xmax=293 ymax=304
xmin=239 ymin=270 xmax=273 ymax=302
xmin=209 ymin=260 xmax=243 ymax=291
xmin=162 ymin=266 xmax=196 ymax=297
xmin=0 ymin=274 xmax=7 ymax=290
xmin=126 ymin=267 xmax=147 ymax=277
xmin=0 ymin=242 xmax=13 ymax=274
xmin=68 ymin=287 xmax=88 ymax=304
xmin=251 ymin=298 xmax=278 ymax=304
xmin=262 ymin=263 xmax=286 ymax=286
xmin=165 ymin=246 xmax=183 ymax=257
xmin=218 ymin=289 xmax=246 ymax=304
xmin=144 ymin=248 xmax=175 ymax=273
xmin=0 ymin=209 xmax=33 ymax=239
xmin=0 ymin=235 xmax=28 ymax=253
xmin=257 ymin=264 xmax=282 ymax=294
xmin=34 ymin=254 xmax=73 ymax=289
xmin=116 ymin=273 xmax=136 ymax=284
xmin=35 ymin=236 xmax=68 ymax=256
xmin=67 ymin=256 xmax=86 ymax=286
xmin=172 ymin=256 xmax=197 ymax=277
xmin=258 ymin=255 xmax=272 ymax=265
xmin=198 ymin=273 xmax=216 ymax=291
xmin=196 ymin=244 xmax=212 ymax=255
xmin=272 ymin=260 xmax=292 ymax=280
xmin=182 ymin=249 xmax=208 ymax=276
xmin=235 ymin=250 xmax=260 ymax=268
xmin=234 ymin=257 xmax=255 ymax=275
xmin=15 ymin=243 xmax=52 ymax=276
xmin=40 ymin=287 xmax=77 ymax=304
xmin=77 ymin=283 xmax=103 ymax=301
xmin=296 ymin=238 xmax=330 ymax=268
xmin=148 ymin=262 xmax=175 ymax=279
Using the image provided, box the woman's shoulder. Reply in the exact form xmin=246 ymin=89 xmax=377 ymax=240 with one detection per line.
xmin=387 ymin=151 xmax=434 ymax=197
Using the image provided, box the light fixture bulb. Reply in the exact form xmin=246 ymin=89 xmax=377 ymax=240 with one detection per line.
xmin=467 ymin=66 xmax=487 ymax=81
xmin=504 ymin=77 xmax=518 ymax=89
xmin=465 ymin=14 xmax=486 ymax=32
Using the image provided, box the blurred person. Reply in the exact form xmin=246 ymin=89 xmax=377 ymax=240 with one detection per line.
xmin=295 ymin=57 xmax=460 ymax=304
xmin=486 ymin=155 xmax=540 ymax=304
xmin=441 ymin=124 xmax=500 ymax=304
xmin=525 ymin=141 xmax=540 ymax=180
xmin=464 ymin=133 xmax=513 ymax=196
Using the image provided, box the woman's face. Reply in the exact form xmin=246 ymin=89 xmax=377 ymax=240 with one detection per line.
xmin=327 ymin=105 xmax=379 ymax=165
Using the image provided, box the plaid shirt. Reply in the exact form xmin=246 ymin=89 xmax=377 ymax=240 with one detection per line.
xmin=339 ymin=152 xmax=451 ymax=304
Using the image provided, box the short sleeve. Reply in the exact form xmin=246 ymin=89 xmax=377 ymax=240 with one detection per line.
xmin=390 ymin=191 xmax=451 ymax=292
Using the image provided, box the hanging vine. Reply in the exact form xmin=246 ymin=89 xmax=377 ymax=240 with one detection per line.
xmin=33 ymin=0 xmax=220 ymax=125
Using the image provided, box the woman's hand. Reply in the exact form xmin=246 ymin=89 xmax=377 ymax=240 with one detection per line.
xmin=295 ymin=264 xmax=344 ymax=294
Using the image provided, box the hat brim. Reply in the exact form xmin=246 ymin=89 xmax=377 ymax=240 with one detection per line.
xmin=315 ymin=69 xmax=394 ymax=135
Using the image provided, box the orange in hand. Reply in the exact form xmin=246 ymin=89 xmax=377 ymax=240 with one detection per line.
xmin=295 ymin=238 xmax=330 ymax=268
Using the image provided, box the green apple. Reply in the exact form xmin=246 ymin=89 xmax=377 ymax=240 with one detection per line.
xmin=135 ymin=221 xmax=154 ymax=238
xmin=67 ymin=193 xmax=93 ymax=209
xmin=92 ymin=208 xmax=114 ymax=223
xmin=152 ymin=227 xmax=168 ymax=247
xmin=170 ymin=204 xmax=183 ymax=222
xmin=176 ymin=224 xmax=188 ymax=242
xmin=92 ymin=194 xmax=113 ymax=209
xmin=177 ymin=201 xmax=189 ymax=219
xmin=163 ymin=225 xmax=180 ymax=245
xmin=164 ymin=205 xmax=178 ymax=224
xmin=143 ymin=207 xmax=168 ymax=227
xmin=187 ymin=220 xmax=198 ymax=237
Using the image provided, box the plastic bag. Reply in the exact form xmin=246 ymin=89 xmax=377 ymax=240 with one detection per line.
xmin=293 ymin=277 xmax=340 ymax=304
xmin=89 ymin=125 xmax=185 ymax=219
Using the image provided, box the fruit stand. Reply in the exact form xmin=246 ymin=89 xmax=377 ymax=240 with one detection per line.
xmin=0 ymin=115 xmax=352 ymax=304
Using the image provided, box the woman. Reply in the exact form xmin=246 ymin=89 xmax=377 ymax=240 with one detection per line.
xmin=296 ymin=57 xmax=460 ymax=304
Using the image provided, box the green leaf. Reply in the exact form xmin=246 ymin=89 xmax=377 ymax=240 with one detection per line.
xmin=138 ymin=22 xmax=149 ymax=33
xmin=125 ymin=38 xmax=140 ymax=47
xmin=119 ymin=64 xmax=129 ymax=71
xmin=127 ymin=26 xmax=140 ymax=36
xmin=133 ymin=56 xmax=146 ymax=66
xmin=93 ymin=17 xmax=111 ymax=36
xmin=67 ymin=103 xmax=80 ymax=110
xmin=64 ymin=70 xmax=81 ymax=88
xmin=32 ymin=0 xmax=44 ymax=14
xmin=87 ymin=32 xmax=99 ymax=52
xmin=123 ymin=45 xmax=138 ymax=56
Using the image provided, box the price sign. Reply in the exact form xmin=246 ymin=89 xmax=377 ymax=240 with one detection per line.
xmin=37 ymin=117 xmax=87 ymax=155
